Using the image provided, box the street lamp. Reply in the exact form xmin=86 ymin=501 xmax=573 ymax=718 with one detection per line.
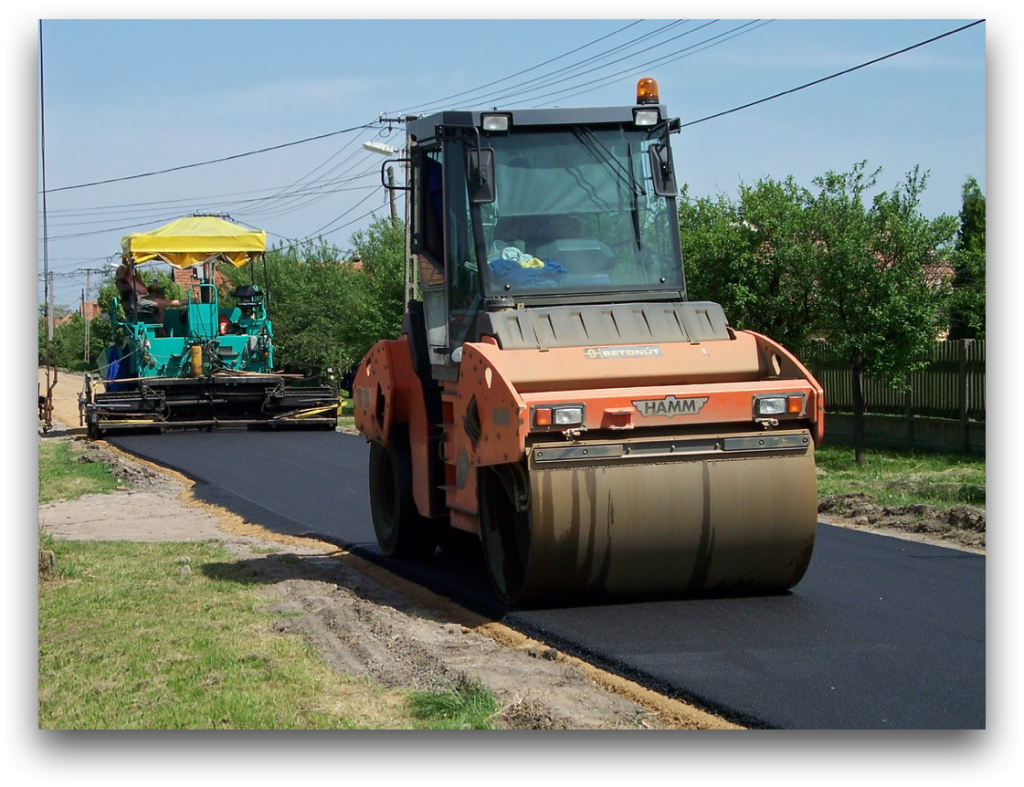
xmin=362 ymin=141 xmax=397 ymax=157
xmin=363 ymin=137 xmax=408 ymax=304
xmin=363 ymin=140 xmax=402 ymax=227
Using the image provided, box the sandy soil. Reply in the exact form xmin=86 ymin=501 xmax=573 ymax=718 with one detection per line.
xmin=38 ymin=369 xmax=739 ymax=730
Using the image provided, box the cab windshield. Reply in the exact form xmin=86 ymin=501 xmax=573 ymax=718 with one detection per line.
xmin=478 ymin=126 xmax=683 ymax=298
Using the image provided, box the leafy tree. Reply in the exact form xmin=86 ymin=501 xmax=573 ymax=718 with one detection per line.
xmin=39 ymin=296 xmax=114 ymax=371
xmin=679 ymin=177 xmax=819 ymax=350
xmin=344 ymin=216 xmax=406 ymax=360
xmin=39 ymin=312 xmax=90 ymax=371
xmin=39 ymin=304 xmax=72 ymax=367
xmin=679 ymin=162 xmax=957 ymax=466
xmin=227 ymin=238 xmax=360 ymax=377
xmin=39 ymin=302 xmax=72 ymax=320
xmin=57 ymin=313 xmax=88 ymax=369
xmin=220 ymin=217 xmax=406 ymax=379
xmin=808 ymin=162 xmax=957 ymax=465
xmin=956 ymin=176 xmax=986 ymax=254
xmin=947 ymin=176 xmax=985 ymax=340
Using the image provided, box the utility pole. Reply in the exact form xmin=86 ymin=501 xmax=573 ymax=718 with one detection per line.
xmin=378 ymin=114 xmax=414 ymax=309
xmin=81 ymin=288 xmax=87 ymax=362
xmin=83 ymin=268 xmax=92 ymax=362
xmin=406 ymin=119 xmax=418 ymax=305
xmin=47 ymin=271 xmax=54 ymax=340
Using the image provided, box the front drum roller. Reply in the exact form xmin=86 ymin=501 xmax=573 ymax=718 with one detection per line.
xmin=479 ymin=439 xmax=818 ymax=606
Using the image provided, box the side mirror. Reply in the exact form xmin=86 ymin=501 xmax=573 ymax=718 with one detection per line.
xmin=649 ymin=143 xmax=678 ymax=197
xmin=468 ymin=148 xmax=496 ymax=204
xmin=380 ymin=158 xmax=411 ymax=191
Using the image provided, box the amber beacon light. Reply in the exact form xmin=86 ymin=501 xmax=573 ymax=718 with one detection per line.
xmin=636 ymin=77 xmax=660 ymax=104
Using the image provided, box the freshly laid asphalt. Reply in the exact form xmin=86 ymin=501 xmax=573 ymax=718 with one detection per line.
xmin=111 ymin=429 xmax=985 ymax=729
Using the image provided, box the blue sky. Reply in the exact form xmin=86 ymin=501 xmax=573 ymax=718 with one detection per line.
xmin=31 ymin=13 xmax=988 ymax=308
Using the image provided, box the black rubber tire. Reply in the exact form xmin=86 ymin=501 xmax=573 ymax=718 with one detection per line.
xmin=478 ymin=466 xmax=532 ymax=605
xmin=437 ymin=525 xmax=482 ymax=563
xmin=367 ymin=427 xmax=439 ymax=559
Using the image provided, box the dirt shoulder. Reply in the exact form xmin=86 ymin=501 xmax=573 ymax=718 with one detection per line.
xmin=38 ymin=369 xmax=738 ymax=730
xmin=817 ymin=493 xmax=985 ymax=555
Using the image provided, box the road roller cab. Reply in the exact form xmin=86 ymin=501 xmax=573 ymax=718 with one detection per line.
xmin=354 ymin=80 xmax=825 ymax=605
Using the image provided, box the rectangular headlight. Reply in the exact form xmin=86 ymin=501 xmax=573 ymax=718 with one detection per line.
xmin=532 ymin=404 xmax=585 ymax=429
xmin=756 ymin=397 xmax=786 ymax=416
xmin=481 ymin=114 xmax=510 ymax=133
xmin=634 ymin=108 xmax=660 ymax=127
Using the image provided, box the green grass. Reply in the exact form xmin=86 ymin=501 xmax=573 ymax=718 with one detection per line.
xmin=814 ymin=445 xmax=985 ymax=509
xmin=407 ymin=678 xmax=501 ymax=730
xmin=38 ymin=439 xmax=123 ymax=504
xmin=37 ymin=534 xmax=424 ymax=729
xmin=337 ymin=395 xmax=356 ymax=431
xmin=37 ymin=431 xmax=504 ymax=730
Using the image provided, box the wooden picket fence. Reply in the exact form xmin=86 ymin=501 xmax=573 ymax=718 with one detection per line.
xmin=800 ymin=339 xmax=985 ymax=423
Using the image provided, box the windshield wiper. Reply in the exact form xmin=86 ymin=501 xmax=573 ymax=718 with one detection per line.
xmin=572 ymin=128 xmax=644 ymax=200
xmin=627 ymin=142 xmax=642 ymax=253
xmin=572 ymin=128 xmax=644 ymax=252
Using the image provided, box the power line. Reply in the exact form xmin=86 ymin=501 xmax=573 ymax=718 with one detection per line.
xmin=39 ymin=171 xmax=380 ymax=232
xmin=679 ymin=19 xmax=985 ymax=129
xmin=40 ymin=21 xmax=681 ymax=205
xmin=39 ymin=126 xmax=397 ymax=231
xmin=42 ymin=122 xmax=376 ymax=194
xmin=519 ymin=20 xmax=768 ymax=108
xmin=411 ymin=20 xmax=695 ymax=114
xmin=38 ymin=18 xmax=983 ymax=275
xmin=443 ymin=20 xmax=715 ymax=110
xmin=391 ymin=19 xmax=647 ymax=115
xmin=36 ymin=20 xmax=741 ymax=209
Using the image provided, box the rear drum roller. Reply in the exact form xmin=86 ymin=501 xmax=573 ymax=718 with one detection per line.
xmin=368 ymin=426 xmax=440 ymax=559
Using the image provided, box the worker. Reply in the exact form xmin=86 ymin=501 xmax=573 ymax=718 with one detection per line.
xmin=218 ymin=313 xmax=239 ymax=335
xmin=115 ymin=261 xmax=183 ymax=323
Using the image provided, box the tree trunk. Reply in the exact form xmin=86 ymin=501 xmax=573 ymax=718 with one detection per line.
xmin=851 ymin=348 xmax=866 ymax=466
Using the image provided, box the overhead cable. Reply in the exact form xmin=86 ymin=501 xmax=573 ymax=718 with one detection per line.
xmin=43 ymin=122 xmax=376 ymax=194
xmin=679 ymin=19 xmax=985 ymax=129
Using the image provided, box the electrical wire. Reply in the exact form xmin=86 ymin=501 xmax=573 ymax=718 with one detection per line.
xmin=409 ymin=20 xmax=695 ymax=114
xmin=517 ymin=20 xmax=768 ymax=108
xmin=437 ymin=20 xmax=715 ymax=111
xmin=391 ymin=19 xmax=647 ymax=115
xmin=38 ymin=17 xmax=983 ymax=300
xmin=679 ymin=19 xmax=985 ymax=129
xmin=43 ymin=121 xmax=376 ymax=194
xmin=39 ymin=125 xmax=395 ymax=232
